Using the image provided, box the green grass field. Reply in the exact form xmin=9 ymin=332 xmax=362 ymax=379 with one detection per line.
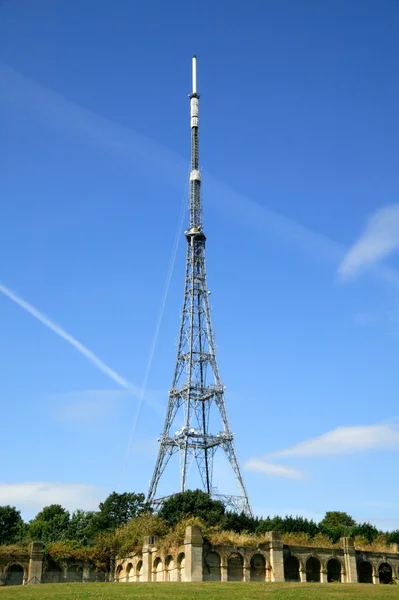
xmin=1 ymin=583 xmax=399 ymax=600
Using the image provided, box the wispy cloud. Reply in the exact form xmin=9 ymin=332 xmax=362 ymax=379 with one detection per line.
xmin=269 ymin=424 xmax=399 ymax=458
xmin=0 ymin=281 xmax=140 ymax=395
xmin=0 ymin=482 xmax=105 ymax=513
xmin=338 ymin=204 xmax=399 ymax=281
xmin=51 ymin=389 xmax=129 ymax=422
xmin=247 ymin=424 xmax=399 ymax=483
xmin=51 ymin=388 xmax=164 ymax=422
xmin=245 ymin=459 xmax=305 ymax=480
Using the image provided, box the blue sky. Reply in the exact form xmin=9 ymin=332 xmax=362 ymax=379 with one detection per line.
xmin=1 ymin=0 xmax=399 ymax=528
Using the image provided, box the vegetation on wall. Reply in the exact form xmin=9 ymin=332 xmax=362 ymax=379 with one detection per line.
xmin=0 ymin=489 xmax=397 ymax=570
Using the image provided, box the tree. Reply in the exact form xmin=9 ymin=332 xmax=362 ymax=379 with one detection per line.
xmin=352 ymin=522 xmax=379 ymax=543
xmin=28 ymin=504 xmax=70 ymax=542
xmin=387 ymin=530 xmax=399 ymax=545
xmin=320 ymin=512 xmax=356 ymax=529
xmin=95 ymin=492 xmax=147 ymax=531
xmin=158 ymin=490 xmax=225 ymax=527
xmin=256 ymin=515 xmax=319 ymax=536
xmin=221 ymin=511 xmax=258 ymax=533
xmin=0 ymin=506 xmax=26 ymax=544
xmin=319 ymin=511 xmax=356 ymax=543
xmin=280 ymin=515 xmax=319 ymax=536
xmin=67 ymin=510 xmax=98 ymax=545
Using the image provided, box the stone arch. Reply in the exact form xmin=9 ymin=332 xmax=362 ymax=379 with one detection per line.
xmin=5 ymin=564 xmax=24 ymax=586
xmin=177 ymin=553 xmax=185 ymax=582
xmin=358 ymin=560 xmax=373 ymax=584
xmin=136 ymin=560 xmax=143 ymax=582
xmin=227 ymin=552 xmax=244 ymax=582
xmin=379 ymin=562 xmax=393 ymax=584
xmin=327 ymin=558 xmax=342 ymax=583
xmin=67 ymin=564 xmax=83 ymax=583
xmin=284 ymin=555 xmax=300 ymax=582
xmin=43 ymin=564 xmax=62 ymax=584
xmin=115 ymin=564 xmax=123 ymax=582
xmin=153 ymin=557 xmax=163 ymax=582
xmin=126 ymin=562 xmax=134 ymax=582
xmin=306 ymin=556 xmax=321 ymax=582
xmin=203 ymin=550 xmax=221 ymax=581
xmin=165 ymin=555 xmax=175 ymax=582
xmin=250 ymin=553 xmax=266 ymax=581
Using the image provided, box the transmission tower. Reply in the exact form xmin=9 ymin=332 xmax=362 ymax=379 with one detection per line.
xmin=147 ymin=56 xmax=252 ymax=516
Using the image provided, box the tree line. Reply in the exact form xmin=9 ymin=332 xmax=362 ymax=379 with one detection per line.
xmin=1 ymin=489 xmax=397 ymax=547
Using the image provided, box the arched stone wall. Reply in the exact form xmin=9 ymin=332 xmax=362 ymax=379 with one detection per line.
xmin=379 ymin=562 xmax=393 ymax=584
xmin=327 ymin=558 xmax=342 ymax=582
xmin=112 ymin=527 xmax=399 ymax=585
xmin=177 ymin=553 xmax=185 ymax=582
xmin=5 ymin=564 xmax=25 ymax=586
xmin=153 ymin=557 xmax=163 ymax=582
xmin=165 ymin=555 xmax=176 ymax=582
xmin=203 ymin=551 xmax=221 ymax=581
xmin=227 ymin=553 xmax=243 ymax=582
xmin=306 ymin=556 xmax=321 ymax=582
xmin=126 ymin=562 xmax=134 ymax=583
xmin=250 ymin=553 xmax=266 ymax=581
xmin=284 ymin=555 xmax=300 ymax=581
xmin=42 ymin=565 xmax=62 ymax=584
xmin=135 ymin=559 xmax=142 ymax=582
xmin=66 ymin=564 xmax=83 ymax=583
xmin=358 ymin=560 xmax=372 ymax=584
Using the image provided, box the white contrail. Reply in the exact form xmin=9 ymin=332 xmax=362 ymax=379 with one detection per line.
xmin=0 ymin=282 xmax=140 ymax=395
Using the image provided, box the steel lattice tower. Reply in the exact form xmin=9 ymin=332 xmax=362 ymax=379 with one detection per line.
xmin=147 ymin=57 xmax=252 ymax=516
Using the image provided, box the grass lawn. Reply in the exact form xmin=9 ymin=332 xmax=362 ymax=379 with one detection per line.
xmin=1 ymin=583 xmax=399 ymax=600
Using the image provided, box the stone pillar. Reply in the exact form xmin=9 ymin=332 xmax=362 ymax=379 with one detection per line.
xmin=320 ymin=569 xmax=327 ymax=583
xmin=83 ymin=561 xmax=91 ymax=583
xmin=221 ymin=558 xmax=228 ymax=582
xmin=27 ymin=542 xmax=44 ymax=584
xmin=184 ymin=526 xmax=203 ymax=582
xmin=265 ymin=531 xmax=284 ymax=582
xmin=341 ymin=537 xmax=358 ymax=583
xmin=243 ymin=558 xmax=250 ymax=582
xmin=299 ymin=566 xmax=306 ymax=582
xmin=142 ymin=536 xmax=157 ymax=582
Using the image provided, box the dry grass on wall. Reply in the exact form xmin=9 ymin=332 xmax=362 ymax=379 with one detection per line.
xmin=353 ymin=534 xmax=395 ymax=553
xmin=281 ymin=532 xmax=340 ymax=549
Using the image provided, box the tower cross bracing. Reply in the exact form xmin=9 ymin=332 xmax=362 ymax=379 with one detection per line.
xmin=147 ymin=57 xmax=252 ymax=516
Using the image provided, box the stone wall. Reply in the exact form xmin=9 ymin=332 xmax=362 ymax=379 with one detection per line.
xmin=0 ymin=547 xmax=30 ymax=586
xmin=2 ymin=529 xmax=398 ymax=586
xmin=0 ymin=543 xmax=106 ymax=586
xmin=115 ymin=526 xmax=399 ymax=585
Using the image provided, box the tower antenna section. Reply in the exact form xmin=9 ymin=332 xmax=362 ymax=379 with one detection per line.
xmin=147 ymin=57 xmax=252 ymax=516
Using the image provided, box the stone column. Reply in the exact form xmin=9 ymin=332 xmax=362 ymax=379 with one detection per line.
xmin=299 ymin=566 xmax=306 ymax=582
xmin=142 ymin=536 xmax=157 ymax=582
xmin=265 ymin=531 xmax=284 ymax=582
xmin=320 ymin=569 xmax=327 ymax=583
xmin=83 ymin=561 xmax=91 ymax=583
xmin=27 ymin=542 xmax=44 ymax=584
xmin=341 ymin=537 xmax=358 ymax=583
xmin=184 ymin=526 xmax=203 ymax=582
xmin=243 ymin=558 xmax=250 ymax=582
xmin=220 ymin=558 xmax=228 ymax=582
